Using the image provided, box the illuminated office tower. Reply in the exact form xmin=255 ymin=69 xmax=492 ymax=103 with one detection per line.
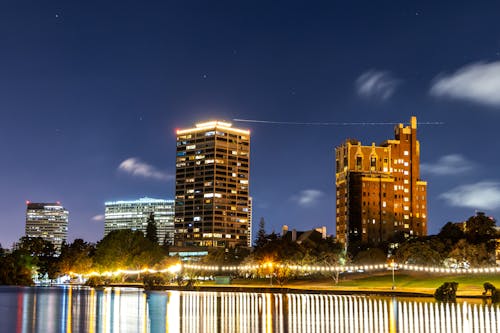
xmin=25 ymin=202 xmax=69 ymax=253
xmin=175 ymin=121 xmax=251 ymax=248
xmin=104 ymin=197 xmax=175 ymax=245
xmin=335 ymin=116 xmax=427 ymax=247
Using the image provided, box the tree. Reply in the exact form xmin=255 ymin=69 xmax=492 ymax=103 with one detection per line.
xmin=93 ymin=229 xmax=165 ymax=275
xmin=438 ymin=222 xmax=465 ymax=246
xmin=465 ymin=212 xmax=496 ymax=244
xmin=0 ymin=251 xmax=33 ymax=285
xmin=447 ymin=239 xmax=494 ymax=267
xmin=58 ymin=239 xmax=95 ymax=275
xmin=17 ymin=237 xmax=59 ymax=279
xmin=146 ymin=213 xmax=158 ymax=244
xmin=395 ymin=238 xmax=446 ymax=266
xmin=200 ymin=246 xmax=250 ymax=268
xmin=317 ymin=243 xmax=349 ymax=285
xmin=254 ymin=217 xmax=267 ymax=248
xmin=353 ymin=248 xmax=387 ymax=265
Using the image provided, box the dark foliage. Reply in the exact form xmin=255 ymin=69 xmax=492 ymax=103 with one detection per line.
xmin=145 ymin=213 xmax=158 ymax=244
xmin=483 ymin=282 xmax=500 ymax=303
xmin=434 ymin=282 xmax=459 ymax=302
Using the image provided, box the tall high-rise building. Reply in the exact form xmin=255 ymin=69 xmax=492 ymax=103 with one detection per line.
xmin=335 ymin=116 xmax=427 ymax=247
xmin=25 ymin=202 xmax=69 ymax=253
xmin=104 ymin=197 xmax=175 ymax=245
xmin=175 ymin=120 xmax=251 ymax=248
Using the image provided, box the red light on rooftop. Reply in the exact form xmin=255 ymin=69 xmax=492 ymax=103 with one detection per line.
xmin=26 ymin=200 xmax=30 ymax=205
xmin=56 ymin=201 xmax=61 ymax=205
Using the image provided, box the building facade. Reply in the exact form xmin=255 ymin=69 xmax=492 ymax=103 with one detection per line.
xmin=335 ymin=116 xmax=427 ymax=247
xmin=25 ymin=202 xmax=69 ymax=253
xmin=175 ymin=121 xmax=251 ymax=248
xmin=104 ymin=197 xmax=175 ymax=245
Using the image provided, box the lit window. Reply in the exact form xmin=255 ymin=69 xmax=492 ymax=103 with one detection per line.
xmin=404 ymin=151 xmax=409 ymax=156
xmin=356 ymin=156 xmax=362 ymax=170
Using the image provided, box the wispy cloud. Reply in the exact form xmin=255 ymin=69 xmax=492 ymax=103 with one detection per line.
xmin=291 ymin=189 xmax=324 ymax=207
xmin=355 ymin=70 xmax=401 ymax=100
xmin=118 ymin=157 xmax=173 ymax=181
xmin=440 ymin=181 xmax=500 ymax=210
xmin=91 ymin=214 xmax=105 ymax=222
xmin=421 ymin=154 xmax=475 ymax=176
xmin=430 ymin=61 xmax=500 ymax=107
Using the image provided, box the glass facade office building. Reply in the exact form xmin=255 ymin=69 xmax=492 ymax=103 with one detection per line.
xmin=104 ymin=197 xmax=175 ymax=245
xmin=25 ymin=202 xmax=69 ymax=253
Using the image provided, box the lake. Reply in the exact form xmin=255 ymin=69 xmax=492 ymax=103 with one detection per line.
xmin=0 ymin=286 xmax=498 ymax=332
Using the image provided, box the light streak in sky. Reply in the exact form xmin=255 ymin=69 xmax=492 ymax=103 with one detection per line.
xmin=233 ymin=118 xmax=445 ymax=126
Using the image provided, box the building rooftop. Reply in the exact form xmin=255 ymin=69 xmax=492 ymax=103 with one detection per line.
xmin=105 ymin=197 xmax=174 ymax=205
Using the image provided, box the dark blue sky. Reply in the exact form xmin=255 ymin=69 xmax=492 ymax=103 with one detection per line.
xmin=2 ymin=0 xmax=500 ymax=247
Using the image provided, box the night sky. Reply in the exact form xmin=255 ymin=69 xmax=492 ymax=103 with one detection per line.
xmin=2 ymin=1 xmax=500 ymax=248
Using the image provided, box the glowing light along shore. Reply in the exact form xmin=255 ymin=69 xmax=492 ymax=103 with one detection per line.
xmin=82 ymin=263 xmax=500 ymax=278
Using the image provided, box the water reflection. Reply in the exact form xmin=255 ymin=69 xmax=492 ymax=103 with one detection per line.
xmin=0 ymin=286 xmax=499 ymax=333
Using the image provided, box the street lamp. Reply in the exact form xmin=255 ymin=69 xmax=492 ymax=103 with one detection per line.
xmin=391 ymin=259 xmax=396 ymax=290
xmin=265 ymin=262 xmax=273 ymax=286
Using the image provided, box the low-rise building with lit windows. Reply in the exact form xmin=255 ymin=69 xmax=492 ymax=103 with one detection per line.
xmin=104 ymin=197 xmax=175 ymax=245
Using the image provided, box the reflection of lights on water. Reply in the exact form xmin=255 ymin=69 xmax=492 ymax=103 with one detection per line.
xmin=11 ymin=288 xmax=500 ymax=333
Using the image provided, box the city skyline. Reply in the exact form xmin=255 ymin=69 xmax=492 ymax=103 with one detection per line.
xmin=2 ymin=1 xmax=500 ymax=248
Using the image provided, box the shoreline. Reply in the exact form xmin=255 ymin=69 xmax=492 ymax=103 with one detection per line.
xmin=96 ymin=283 xmax=494 ymax=300
xmin=3 ymin=282 xmax=495 ymax=300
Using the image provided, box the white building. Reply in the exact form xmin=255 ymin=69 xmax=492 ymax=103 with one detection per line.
xmin=104 ymin=197 xmax=175 ymax=245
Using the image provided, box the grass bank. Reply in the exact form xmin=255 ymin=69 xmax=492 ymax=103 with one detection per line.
xmin=193 ymin=271 xmax=500 ymax=297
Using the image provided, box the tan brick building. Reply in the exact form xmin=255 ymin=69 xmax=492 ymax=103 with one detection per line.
xmin=174 ymin=121 xmax=251 ymax=248
xmin=335 ymin=116 xmax=427 ymax=247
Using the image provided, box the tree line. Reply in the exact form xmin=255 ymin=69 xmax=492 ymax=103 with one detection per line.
xmin=0 ymin=213 xmax=497 ymax=286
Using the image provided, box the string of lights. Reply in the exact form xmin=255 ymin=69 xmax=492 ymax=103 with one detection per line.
xmin=80 ymin=262 xmax=500 ymax=278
